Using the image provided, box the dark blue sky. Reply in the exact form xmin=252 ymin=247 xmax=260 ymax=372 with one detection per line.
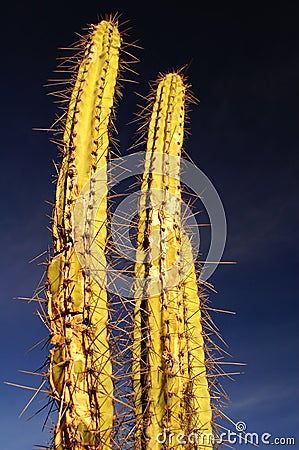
xmin=1 ymin=1 xmax=298 ymax=449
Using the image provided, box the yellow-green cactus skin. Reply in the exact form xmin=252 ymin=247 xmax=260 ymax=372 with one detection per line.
xmin=47 ymin=20 xmax=120 ymax=449
xmin=133 ymin=73 xmax=212 ymax=449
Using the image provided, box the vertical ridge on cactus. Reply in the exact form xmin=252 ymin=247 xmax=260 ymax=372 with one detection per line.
xmin=47 ymin=19 xmax=120 ymax=449
xmin=133 ymin=73 xmax=212 ymax=449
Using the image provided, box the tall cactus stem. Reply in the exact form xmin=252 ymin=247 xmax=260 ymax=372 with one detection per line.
xmin=47 ymin=20 xmax=120 ymax=449
xmin=133 ymin=73 xmax=212 ymax=449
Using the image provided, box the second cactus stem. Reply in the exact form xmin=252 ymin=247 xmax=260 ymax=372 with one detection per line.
xmin=133 ymin=73 xmax=212 ymax=449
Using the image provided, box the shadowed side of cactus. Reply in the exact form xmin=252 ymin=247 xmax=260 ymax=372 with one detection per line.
xmin=46 ymin=20 xmax=120 ymax=449
xmin=133 ymin=73 xmax=212 ymax=449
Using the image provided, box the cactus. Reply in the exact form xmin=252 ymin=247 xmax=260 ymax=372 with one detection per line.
xmin=47 ymin=19 xmax=120 ymax=449
xmin=133 ymin=73 xmax=212 ymax=449
xmin=39 ymin=16 xmax=223 ymax=450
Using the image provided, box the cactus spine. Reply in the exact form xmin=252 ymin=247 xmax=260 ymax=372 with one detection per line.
xmin=133 ymin=73 xmax=212 ymax=449
xmin=47 ymin=20 xmax=120 ymax=449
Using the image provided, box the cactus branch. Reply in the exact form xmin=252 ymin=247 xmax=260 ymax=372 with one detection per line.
xmin=133 ymin=73 xmax=212 ymax=449
xmin=47 ymin=19 xmax=120 ymax=449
